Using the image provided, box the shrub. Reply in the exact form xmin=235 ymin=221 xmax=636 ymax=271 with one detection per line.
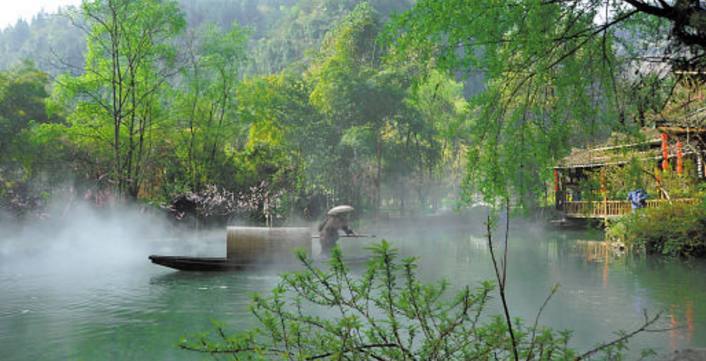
xmin=607 ymin=200 xmax=706 ymax=257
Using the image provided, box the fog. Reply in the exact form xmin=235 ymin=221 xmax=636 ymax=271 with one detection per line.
xmin=0 ymin=194 xmax=536 ymax=269
xmin=0 ymin=201 xmax=225 ymax=274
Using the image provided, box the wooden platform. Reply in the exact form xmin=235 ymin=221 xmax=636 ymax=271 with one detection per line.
xmin=562 ymin=198 xmax=698 ymax=219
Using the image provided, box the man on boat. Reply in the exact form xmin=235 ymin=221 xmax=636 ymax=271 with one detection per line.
xmin=318 ymin=205 xmax=356 ymax=256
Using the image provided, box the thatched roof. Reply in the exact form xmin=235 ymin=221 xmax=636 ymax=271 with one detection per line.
xmin=555 ymin=128 xmax=665 ymax=169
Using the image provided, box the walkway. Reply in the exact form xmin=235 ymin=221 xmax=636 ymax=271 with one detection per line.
xmin=563 ymin=198 xmax=698 ymax=219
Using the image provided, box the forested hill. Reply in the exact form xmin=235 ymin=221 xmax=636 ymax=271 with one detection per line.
xmin=0 ymin=12 xmax=84 ymax=75
xmin=0 ymin=0 xmax=413 ymax=75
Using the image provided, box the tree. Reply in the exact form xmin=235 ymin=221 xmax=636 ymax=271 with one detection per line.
xmin=386 ymin=0 xmax=706 ymax=207
xmin=0 ymin=11 xmax=86 ymax=74
xmin=174 ymin=23 xmax=248 ymax=191
xmin=308 ymin=3 xmax=410 ymax=211
xmin=397 ymin=70 xmax=468 ymax=212
xmin=621 ymin=0 xmax=706 ymax=54
xmin=54 ymin=0 xmax=185 ymax=199
xmin=245 ymin=0 xmax=414 ymax=75
xmin=0 ymin=62 xmax=73 ymax=217
xmin=0 ymin=62 xmax=51 ymax=160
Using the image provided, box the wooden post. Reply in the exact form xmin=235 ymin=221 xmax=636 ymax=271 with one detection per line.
xmin=655 ymin=166 xmax=663 ymax=199
xmin=600 ymin=169 xmax=607 ymax=217
xmin=661 ymin=133 xmax=669 ymax=171
xmin=677 ymin=140 xmax=683 ymax=175
xmin=553 ymin=169 xmax=560 ymax=209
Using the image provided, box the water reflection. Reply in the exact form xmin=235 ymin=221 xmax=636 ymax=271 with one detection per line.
xmin=574 ymin=240 xmax=614 ymax=289
xmin=572 ymin=239 xmax=703 ymax=352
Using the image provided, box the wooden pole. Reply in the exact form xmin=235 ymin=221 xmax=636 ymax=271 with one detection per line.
xmin=600 ymin=169 xmax=607 ymax=216
xmin=677 ymin=140 xmax=683 ymax=175
xmin=661 ymin=133 xmax=669 ymax=171
xmin=553 ymin=169 xmax=560 ymax=209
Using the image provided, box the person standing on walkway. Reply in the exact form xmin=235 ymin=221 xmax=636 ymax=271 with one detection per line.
xmin=627 ymin=188 xmax=648 ymax=211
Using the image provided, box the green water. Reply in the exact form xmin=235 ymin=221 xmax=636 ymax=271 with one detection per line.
xmin=1 ymin=220 xmax=705 ymax=360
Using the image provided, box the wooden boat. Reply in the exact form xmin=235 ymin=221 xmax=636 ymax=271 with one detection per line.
xmin=149 ymin=254 xmax=371 ymax=272
xmin=148 ymin=255 xmax=249 ymax=271
xmin=149 ymin=226 xmax=375 ymax=272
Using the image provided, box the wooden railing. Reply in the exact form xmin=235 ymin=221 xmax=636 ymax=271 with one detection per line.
xmin=563 ymin=198 xmax=699 ymax=218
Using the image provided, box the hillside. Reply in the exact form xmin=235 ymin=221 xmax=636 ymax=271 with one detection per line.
xmin=0 ymin=0 xmax=413 ymax=75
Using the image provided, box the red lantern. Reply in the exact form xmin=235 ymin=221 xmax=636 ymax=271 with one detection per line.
xmin=553 ymin=169 xmax=559 ymax=192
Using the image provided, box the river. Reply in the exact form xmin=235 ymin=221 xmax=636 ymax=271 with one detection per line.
xmin=1 ymin=214 xmax=705 ymax=360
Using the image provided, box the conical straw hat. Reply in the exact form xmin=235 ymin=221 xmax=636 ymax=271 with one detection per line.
xmin=327 ymin=205 xmax=354 ymax=216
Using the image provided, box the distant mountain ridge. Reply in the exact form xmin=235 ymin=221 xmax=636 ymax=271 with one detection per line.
xmin=0 ymin=0 xmax=413 ymax=76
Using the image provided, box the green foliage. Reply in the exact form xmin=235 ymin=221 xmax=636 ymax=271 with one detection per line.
xmin=577 ymin=157 xmax=699 ymax=201
xmin=386 ymin=0 xmax=678 ymax=208
xmin=0 ymin=62 xmax=74 ymax=216
xmin=181 ymin=241 xmax=655 ymax=360
xmin=0 ymin=62 xmax=61 ymax=175
xmin=171 ymin=22 xmax=249 ymax=192
xmin=298 ymin=3 xmax=469 ymax=213
xmin=246 ymin=0 xmax=413 ymax=75
xmin=659 ymin=163 xmax=700 ymax=199
xmin=607 ymin=201 xmax=706 ymax=257
xmin=0 ymin=0 xmax=466 ymax=219
xmin=9 ymin=0 xmax=694 ymax=222
xmin=51 ymin=0 xmax=186 ymax=198
xmin=0 ymin=0 xmax=414 ymax=77
xmin=0 ymin=62 xmax=52 ymax=161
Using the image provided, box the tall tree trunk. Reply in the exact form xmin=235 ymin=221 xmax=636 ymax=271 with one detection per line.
xmin=110 ymin=2 xmax=125 ymax=199
xmin=125 ymin=73 xmax=136 ymax=199
xmin=375 ymin=132 xmax=382 ymax=213
xmin=131 ymin=104 xmax=149 ymax=199
xmin=208 ymin=71 xmax=229 ymax=174
xmin=188 ymin=68 xmax=199 ymax=190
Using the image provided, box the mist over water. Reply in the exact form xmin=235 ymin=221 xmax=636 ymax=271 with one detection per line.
xmin=1 ymin=205 xmax=705 ymax=360
xmin=0 ymin=202 xmax=224 ymax=272
xmin=0 ymin=201 xmax=277 ymax=361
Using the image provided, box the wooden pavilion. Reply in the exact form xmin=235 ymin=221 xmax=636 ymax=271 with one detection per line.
xmin=553 ymin=126 xmax=704 ymax=219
